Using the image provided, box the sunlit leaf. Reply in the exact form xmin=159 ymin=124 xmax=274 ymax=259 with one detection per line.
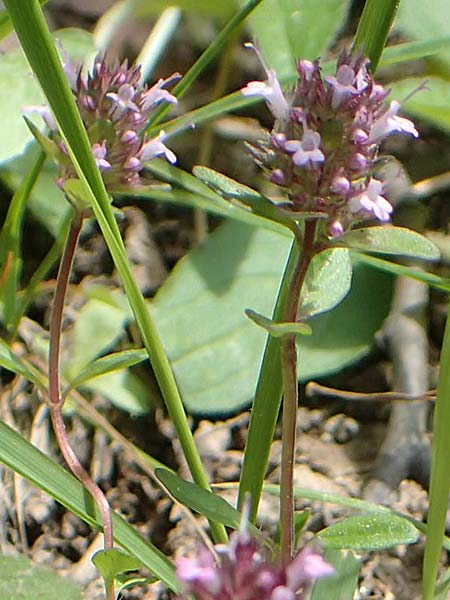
xmin=318 ymin=513 xmax=420 ymax=551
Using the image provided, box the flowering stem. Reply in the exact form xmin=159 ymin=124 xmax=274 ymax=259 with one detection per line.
xmin=280 ymin=220 xmax=317 ymax=565
xmin=48 ymin=212 xmax=114 ymax=600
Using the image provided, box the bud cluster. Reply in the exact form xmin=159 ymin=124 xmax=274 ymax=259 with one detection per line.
xmin=176 ymin=529 xmax=333 ymax=600
xmin=242 ymin=49 xmax=418 ymax=237
xmin=29 ymin=55 xmax=179 ymax=190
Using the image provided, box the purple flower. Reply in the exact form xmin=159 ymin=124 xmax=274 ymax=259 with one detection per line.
xmin=241 ymin=47 xmax=419 ymax=236
xmin=139 ymin=130 xmax=177 ymax=164
xmin=92 ymin=141 xmax=111 ymax=171
xmin=176 ymin=531 xmax=333 ymax=600
xmin=106 ymin=83 xmax=140 ymax=116
xmin=140 ymin=74 xmax=180 ymax=110
xmin=325 ymin=63 xmax=368 ymax=109
xmin=241 ymin=44 xmax=289 ymax=121
xmin=29 ymin=54 xmax=178 ymax=190
xmin=368 ymin=100 xmax=419 ymax=143
xmin=350 ymin=178 xmax=393 ymax=221
xmin=285 ymin=130 xmax=324 ymax=168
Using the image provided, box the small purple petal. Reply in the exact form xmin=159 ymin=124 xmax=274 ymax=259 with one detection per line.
xmin=140 ymin=75 xmax=179 ymax=111
xmin=121 ymin=129 xmax=138 ymax=144
xmin=330 ymin=176 xmax=350 ymax=195
xmin=350 ymin=178 xmax=393 ymax=221
xmin=368 ymin=101 xmax=418 ymax=143
xmin=139 ymin=131 xmax=177 ymax=164
xmin=92 ymin=141 xmax=111 ymax=171
xmin=124 ymin=156 xmax=142 ymax=171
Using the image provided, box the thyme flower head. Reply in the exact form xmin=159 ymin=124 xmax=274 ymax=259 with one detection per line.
xmin=28 ymin=54 xmax=180 ymax=190
xmin=176 ymin=529 xmax=333 ymax=600
xmin=242 ymin=48 xmax=418 ymax=237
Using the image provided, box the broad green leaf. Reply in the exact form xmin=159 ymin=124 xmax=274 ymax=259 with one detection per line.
xmin=151 ymin=221 xmax=392 ymax=414
xmin=65 ymin=348 xmax=148 ymax=395
xmin=85 ymin=370 xmax=153 ymax=416
xmin=245 ymin=308 xmax=312 ymax=337
xmin=156 ymin=468 xmax=243 ymax=530
xmin=0 ymin=29 xmax=95 ymax=165
xmin=299 ymin=248 xmax=352 ymax=319
xmin=389 ymin=77 xmax=450 ymax=134
xmin=68 ymin=294 xmax=129 ymax=377
xmin=0 ymin=554 xmax=82 ymax=600
xmin=310 ymin=549 xmax=360 ymax=600
xmin=318 ymin=513 xmax=420 ymax=551
xmin=396 ymin=0 xmax=450 ymax=68
xmin=243 ymin=0 xmax=351 ymax=80
xmin=134 ymin=0 xmax=234 ymax=19
xmin=92 ymin=548 xmax=142 ymax=594
xmin=0 ymin=420 xmax=177 ymax=591
xmin=1 ymin=146 xmax=69 ymax=237
xmin=339 ymin=226 xmax=440 ymax=260
xmin=298 ymin=263 xmax=392 ymax=381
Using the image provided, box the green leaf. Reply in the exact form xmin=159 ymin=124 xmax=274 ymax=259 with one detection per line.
xmin=1 ymin=146 xmax=70 ymax=237
xmin=193 ymin=166 xmax=301 ymax=231
xmin=396 ymin=0 xmax=450 ymax=68
xmin=0 ymin=420 xmax=177 ymax=590
xmin=299 ymin=249 xmax=352 ymax=319
xmin=0 ymin=554 xmax=82 ymax=600
xmin=298 ymin=263 xmax=393 ymax=382
xmin=318 ymin=513 xmax=420 ymax=551
xmin=65 ymin=348 xmax=148 ymax=395
xmin=245 ymin=309 xmax=312 ymax=337
xmin=0 ymin=339 xmax=44 ymax=389
xmin=389 ymin=77 xmax=450 ymax=134
xmin=243 ymin=0 xmax=351 ymax=80
xmin=339 ymin=226 xmax=440 ymax=260
xmin=156 ymin=468 xmax=243 ymax=530
xmin=381 ymin=36 xmax=450 ymax=67
xmin=353 ymin=251 xmax=450 ymax=292
xmin=310 ymin=549 xmax=360 ymax=600
xmin=133 ymin=0 xmax=234 ymax=19
xmin=85 ymin=370 xmax=153 ymax=416
xmin=143 ymin=161 xmax=288 ymax=233
xmin=151 ymin=221 xmax=392 ymax=414
xmin=0 ymin=28 xmax=95 ymax=165
xmin=352 ymin=0 xmax=399 ymax=72
xmin=68 ymin=294 xmax=129 ymax=377
xmin=92 ymin=548 xmax=142 ymax=594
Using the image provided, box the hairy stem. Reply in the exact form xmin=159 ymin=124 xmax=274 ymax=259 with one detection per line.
xmin=48 ymin=213 xmax=114 ymax=598
xmin=280 ymin=221 xmax=317 ymax=565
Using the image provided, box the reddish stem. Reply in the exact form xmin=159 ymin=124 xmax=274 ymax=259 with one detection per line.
xmin=48 ymin=213 xmax=114 ymax=597
xmin=280 ymin=220 xmax=317 ymax=565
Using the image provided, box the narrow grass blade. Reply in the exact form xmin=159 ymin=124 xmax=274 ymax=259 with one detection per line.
xmin=238 ymin=241 xmax=299 ymax=520
xmin=353 ymin=0 xmax=400 ymax=72
xmin=0 ymin=150 xmax=45 ymax=331
xmin=0 ymin=420 xmax=177 ymax=591
xmin=5 ymin=0 xmax=227 ymax=544
xmin=146 ymin=0 xmax=264 ymax=127
xmin=423 ymin=311 xmax=450 ymax=599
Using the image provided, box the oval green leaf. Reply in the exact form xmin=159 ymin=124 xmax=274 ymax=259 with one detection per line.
xmin=318 ymin=513 xmax=420 ymax=551
xmin=339 ymin=226 xmax=440 ymax=260
xmin=0 ymin=555 xmax=82 ymax=600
